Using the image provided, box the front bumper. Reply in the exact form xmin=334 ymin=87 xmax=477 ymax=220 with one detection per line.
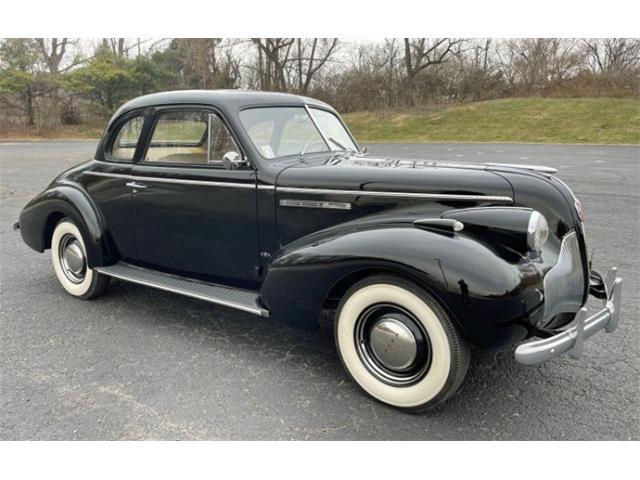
xmin=515 ymin=267 xmax=622 ymax=365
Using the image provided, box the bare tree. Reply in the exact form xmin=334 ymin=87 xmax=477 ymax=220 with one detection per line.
xmin=169 ymin=39 xmax=240 ymax=89
xmin=403 ymin=38 xmax=464 ymax=82
xmin=98 ymin=38 xmax=168 ymax=59
xmin=583 ymin=38 xmax=640 ymax=73
xmin=295 ymin=38 xmax=339 ymax=94
xmin=102 ymin=38 xmax=126 ymax=57
xmin=35 ymin=38 xmax=76 ymax=74
xmin=501 ymin=38 xmax=582 ymax=94
xmin=180 ymin=39 xmax=220 ymax=88
xmin=252 ymin=38 xmax=295 ymax=91
xmin=469 ymin=38 xmax=493 ymax=74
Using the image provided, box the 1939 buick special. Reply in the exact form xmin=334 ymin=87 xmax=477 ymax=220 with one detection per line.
xmin=15 ymin=90 xmax=622 ymax=411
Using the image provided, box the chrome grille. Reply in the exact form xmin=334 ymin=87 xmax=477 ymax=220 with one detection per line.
xmin=542 ymin=231 xmax=585 ymax=322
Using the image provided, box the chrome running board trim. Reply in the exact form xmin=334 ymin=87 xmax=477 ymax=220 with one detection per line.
xmin=96 ymin=262 xmax=268 ymax=317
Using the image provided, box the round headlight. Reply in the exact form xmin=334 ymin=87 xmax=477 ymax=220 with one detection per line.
xmin=527 ymin=211 xmax=549 ymax=253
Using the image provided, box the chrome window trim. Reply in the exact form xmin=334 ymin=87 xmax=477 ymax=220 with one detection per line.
xmin=276 ymin=186 xmax=513 ymax=203
xmin=304 ymin=104 xmax=331 ymax=151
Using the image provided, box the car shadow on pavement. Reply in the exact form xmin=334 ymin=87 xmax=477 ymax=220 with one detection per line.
xmin=105 ymin=278 xmax=545 ymax=417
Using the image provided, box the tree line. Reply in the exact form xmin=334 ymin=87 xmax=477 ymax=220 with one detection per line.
xmin=1 ymin=38 xmax=638 ymax=133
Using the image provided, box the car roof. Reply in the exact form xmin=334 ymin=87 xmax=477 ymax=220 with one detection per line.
xmin=111 ymin=89 xmax=333 ymax=120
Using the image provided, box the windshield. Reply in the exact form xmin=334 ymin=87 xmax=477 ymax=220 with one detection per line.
xmin=239 ymin=106 xmax=357 ymax=159
xmin=308 ymin=108 xmax=358 ymax=153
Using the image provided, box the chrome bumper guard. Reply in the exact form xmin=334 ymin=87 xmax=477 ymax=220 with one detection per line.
xmin=515 ymin=267 xmax=622 ymax=365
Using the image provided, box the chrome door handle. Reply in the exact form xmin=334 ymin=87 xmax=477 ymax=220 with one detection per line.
xmin=125 ymin=181 xmax=147 ymax=190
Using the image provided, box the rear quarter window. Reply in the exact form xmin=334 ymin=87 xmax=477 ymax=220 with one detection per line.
xmin=108 ymin=116 xmax=144 ymax=161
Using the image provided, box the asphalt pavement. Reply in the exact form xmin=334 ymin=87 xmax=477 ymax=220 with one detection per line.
xmin=1 ymin=140 xmax=638 ymax=440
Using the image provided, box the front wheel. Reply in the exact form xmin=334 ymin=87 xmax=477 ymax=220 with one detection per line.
xmin=334 ymin=275 xmax=469 ymax=411
xmin=50 ymin=219 xmax=110 ymax=299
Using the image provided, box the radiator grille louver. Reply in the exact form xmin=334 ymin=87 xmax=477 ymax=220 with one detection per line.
xmin=542 ymin=231 xmax=585 ymax=322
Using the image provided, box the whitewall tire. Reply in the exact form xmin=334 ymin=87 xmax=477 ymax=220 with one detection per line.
xmin=50 ymin=219 xmax=109 ymax=299
xmin=335 ymin=275 xmax=469 ymax=411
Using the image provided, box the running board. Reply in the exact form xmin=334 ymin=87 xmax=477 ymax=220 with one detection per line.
xmin=95 ymin=262 xmax=269 ymax=317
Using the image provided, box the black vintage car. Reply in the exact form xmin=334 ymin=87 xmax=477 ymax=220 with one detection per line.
xmin=15 ymin=90 xmax=622 ymax=411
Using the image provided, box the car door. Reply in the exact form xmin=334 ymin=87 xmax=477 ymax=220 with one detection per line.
xmin=81 ymin=112 xmax=144 ymax=261
xmin=130 ymin=107 xmax=259 ymax=286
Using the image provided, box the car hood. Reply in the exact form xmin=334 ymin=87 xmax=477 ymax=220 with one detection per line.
xmin=275 ymin=152 xmax=514 ymax=200
xmin=272 ymin=152 xmax=583 ymax=275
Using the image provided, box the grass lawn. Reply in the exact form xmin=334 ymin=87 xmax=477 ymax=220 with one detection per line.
xmin=0 ymin=123 xmax=104 ymax=140
xmin=343 ymin=98 xmax=640 ymax=145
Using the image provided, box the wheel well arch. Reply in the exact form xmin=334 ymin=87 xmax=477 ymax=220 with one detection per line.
xmin=43 ymin=211 xmax=67 ymax=250
xmin=322 ymin=267 xmax=454 ymax=316
xmin=37 ymin=203 xmax=115 ymax=267
xmin=320 ymin=266 xmax=470 ymax=343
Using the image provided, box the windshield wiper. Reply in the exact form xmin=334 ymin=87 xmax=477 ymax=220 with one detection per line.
xmin=327 ymin=137 xmax=354 ymax=153
xmin=300 ymin=134 xmax=318 ymax=158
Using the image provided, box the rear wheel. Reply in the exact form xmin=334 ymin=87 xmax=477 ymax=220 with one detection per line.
xmin=334 ymin=275 xmax=469 ymax=411
xmin=50 ymin=219 xmax=110 ymax=299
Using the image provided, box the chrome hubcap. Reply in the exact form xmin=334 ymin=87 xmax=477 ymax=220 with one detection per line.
xmin=369 ymin=318 xmax=417 ymax=370
xmin=354 ymin=304 xmax=432 ymax=386
xmin=59 ymin=234 xmax=86 ymax=283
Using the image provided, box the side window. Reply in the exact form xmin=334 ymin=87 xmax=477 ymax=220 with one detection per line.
xmin=145 ymin=110 xmax=239 ymax=166
xmin=109 ymin=116 xmax=144 ymax=161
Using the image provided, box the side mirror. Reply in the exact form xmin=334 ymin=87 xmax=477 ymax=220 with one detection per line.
xmin=222 ymin=151 xmax=247 ymax=170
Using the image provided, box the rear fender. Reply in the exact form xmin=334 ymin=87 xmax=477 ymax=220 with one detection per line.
xmin=18 ymin=184 xmax=116 ymax=267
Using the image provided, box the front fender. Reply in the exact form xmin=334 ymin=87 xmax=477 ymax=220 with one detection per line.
xmin=261 ymin=225 xmax=542 ymax=346
xmin=18 ymin=183 xmax=116 ymax=267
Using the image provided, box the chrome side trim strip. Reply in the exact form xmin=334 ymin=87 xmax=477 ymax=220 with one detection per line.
xmin=85 ymin=171 xmax=130 ymax=179
xmin=276 ymin=186 xmax=513 ymax=203
xmin=280 ymin=199 xmax=352 ymax=210
xmin=130 ymin=176 xmax=256 ymax=189
xmin=84 ymin=171 xmax=256 ymax=189
xmin=84 ymin=172 xmax=510 ymax=201
xmin=484 ymin=162 xmax=558 ymax=174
